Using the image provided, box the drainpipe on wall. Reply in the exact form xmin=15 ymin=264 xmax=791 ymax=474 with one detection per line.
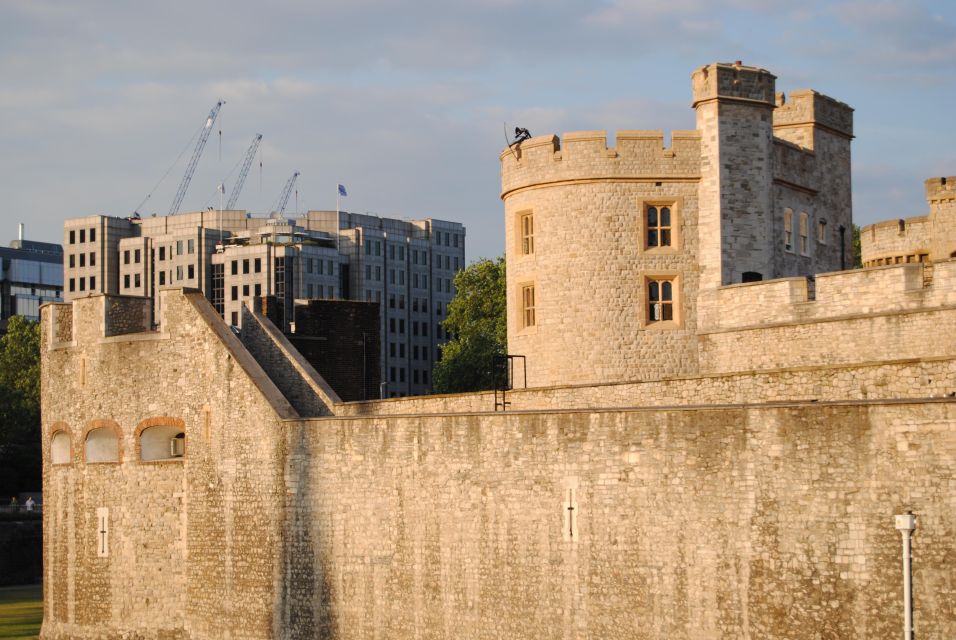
xmin=895 ymin=512 xmax=917 ymax=640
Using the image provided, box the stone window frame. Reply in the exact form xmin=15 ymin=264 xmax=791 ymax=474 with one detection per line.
xmin=516 ymin=210 xmax=535 ymax=257
xmin=817 ymin=219 xmax=827 ymax=245
xmin=639 ymin=197 xmax=682 ymax=253
xmin=81 ymin=419 xmax=124 ymax=465
xmin=135 ymin=416 xmax=186 ymax=464
xmin=516 ymin=281 xmax=537 ymax=333
xmin=783 ymin=209 xmax=794 ymax=253
xmin=49 ymin=422 xmax=72 ymax=466
xmin=641 ymin=273 xmax=681 ymax=330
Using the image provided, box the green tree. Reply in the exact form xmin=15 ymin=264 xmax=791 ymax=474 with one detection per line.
xmin=433 ymin=257 xmax=507 ymax=393
xmin=0 ymin=316 xmax=41 ymax=496
xmin=852 ymin=223 xmax=863 ymax=268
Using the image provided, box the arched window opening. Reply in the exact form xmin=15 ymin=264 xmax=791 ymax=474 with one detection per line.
xmin=51 ymin=431 xmax=71 ymax=465
xmin=742 ymin=271 xmax=763 ymax=283
xmin=140 ymin=425 xmax=186 ymax=461
xmin=86 ymin=427 xmax=119 ymax=463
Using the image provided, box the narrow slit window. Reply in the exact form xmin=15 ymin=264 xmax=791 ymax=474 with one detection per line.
xmin=520 ymin=212 xmax=534 ymax=255
xmin=521 ymin=285 xmax=535 ymax=328
xmin=799 ymin=212 xmax=809 ymax=256
xmin=784 ymin=209 xmax=794 ymax=252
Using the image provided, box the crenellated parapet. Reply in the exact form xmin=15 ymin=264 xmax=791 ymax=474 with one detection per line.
xmin=860 ymin=176 xmax=956 ymax=266
xmin=697 ymin=260 xmax=956 ymax=374
xmin=773 ymin=89 xmax=854 ymax=140
xmin=500 ymin=129 xmax=701 ymax=198
xmin=700 ymin=260 xmax=956 ymax=332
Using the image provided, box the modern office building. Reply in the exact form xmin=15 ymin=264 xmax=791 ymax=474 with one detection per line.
xmin=0 ymin=225 xmax=63 ymax=330
xmin=63 ymin=210 xmax=465 ymax=397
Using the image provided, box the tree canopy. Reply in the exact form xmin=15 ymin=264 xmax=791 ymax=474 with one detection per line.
xmin=0 ymin=316 xmax=42 ymax=496
xmin=433 ymin=256 xmax=507 ymax=393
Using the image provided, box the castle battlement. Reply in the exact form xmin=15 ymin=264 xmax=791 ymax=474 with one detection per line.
xmin=700 ymin=260 xmax=956 ymax=332
xmin=690 ymin=61 xmax=776 ymax=108
xmin=44 ymin=294 xmax=155 ymax=349
xmin=926 ymin=176 xmax=956 ymax=202
xmin=500 ymin=129 xmax=701 ymax=197
xmin=773 ymin=89 xmax=854 ymax=139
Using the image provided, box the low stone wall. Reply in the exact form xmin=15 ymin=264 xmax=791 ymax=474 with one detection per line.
xmin=334 ymin=356 xmax=956 ymax=416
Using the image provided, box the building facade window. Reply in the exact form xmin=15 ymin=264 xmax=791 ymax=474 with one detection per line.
xmin=799 ymin=212 xmax=810 ymax=256
xmin=521 ymin=284 xmax=535 ymax=328
xmin=520 ymin=212 xmax=534 ymax=255
xmin=817 ymin=219 xmax=827 ymax=244
xmin=784 ymin=209 xmax=794 ymax=252
xmin=646 ymin=205 xmax=672 ymax=248
xmin=646 ymin=278 xmax=675 ymax=323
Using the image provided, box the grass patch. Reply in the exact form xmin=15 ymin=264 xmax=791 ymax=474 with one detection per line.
xmin=0 ymin=584 xmax=42 ymax=639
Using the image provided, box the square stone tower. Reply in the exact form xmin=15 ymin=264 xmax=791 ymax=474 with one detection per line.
xmin=692 ymin=62 xmax=777 ymax=288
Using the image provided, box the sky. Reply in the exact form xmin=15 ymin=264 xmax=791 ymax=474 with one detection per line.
xmin=1 ymin=1 xmax=954 ymax=262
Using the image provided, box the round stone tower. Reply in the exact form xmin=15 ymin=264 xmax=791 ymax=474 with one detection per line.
xmin=499 ymin=129 xmax=703 ymax=388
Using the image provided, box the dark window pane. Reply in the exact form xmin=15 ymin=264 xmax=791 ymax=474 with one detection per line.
xmin=649 ymin=281 xmax=659 ymax=301
xmin=661 ymin=207 xmax=670 ymax=226
xmin=661 ymin=229 xmax=671 ymax=246
xmin=662 ymin=304 xmax=673 ymax=321
xmin=648 ymin=230 xmax=658 ymax=247
xmin=647 ymin=206 xmax=657 ymax=226
xmin=662 ymin=281 xmax=672 ymax=300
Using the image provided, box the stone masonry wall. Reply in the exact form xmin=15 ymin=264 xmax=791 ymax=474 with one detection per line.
xmin=41 ymin=290 xmax=298 ymax=640
xmin=103 ymin=294 xmax=152 ymax=336
xmin=283 ymin=400 xmax=956 ymax=639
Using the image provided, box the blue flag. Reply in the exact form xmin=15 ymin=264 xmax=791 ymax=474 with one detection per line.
xmin=338 ymin=184 xmax=348 ymax=197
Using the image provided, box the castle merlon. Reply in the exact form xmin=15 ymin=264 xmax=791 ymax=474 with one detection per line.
xmin=926 ymin=176 xmax=956 ymax=201
xmin=690 ymin=61 xmax=777 ymax=108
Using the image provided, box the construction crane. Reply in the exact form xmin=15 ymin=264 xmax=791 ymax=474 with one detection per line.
xmin=226 ymin=134 xmax=262 ymax=210
xmin=169 ymin=100 xmax=224 ymax=215
xmin=271 ymin=171 xmax=300 ymax=216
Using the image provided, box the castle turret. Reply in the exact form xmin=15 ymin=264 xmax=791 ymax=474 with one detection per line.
xmin=499 ymin=129 xmax=702 ymax=388
xmin=692 ymin=62 xmax=777 ymax=287
xmin=928 ymin=176 xmax=956 ymax=260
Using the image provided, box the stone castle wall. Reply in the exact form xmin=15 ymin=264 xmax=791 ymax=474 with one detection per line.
xmin=40 ymin=291 xmax=297 ymax=640
xmin=41 ymin=290 xmax=956 ymax=639
xmin=281 ymin=400 xmax=956 ymax=639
